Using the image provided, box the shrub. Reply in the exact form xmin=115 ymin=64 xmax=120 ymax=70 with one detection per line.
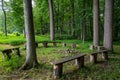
xmin=0 ymin=55 xmax=25 ymax=73
xmin=0 ymin=31 xmax=3 ymax=36
xmin=10 ymin=40 xmax=25 ymax=46
xmin=12 ymin=31 xmax=20 ymax=36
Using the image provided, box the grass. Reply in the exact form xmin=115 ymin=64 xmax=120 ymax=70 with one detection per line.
xmin=0 ymin=35 xmax=120 ymax=80
xmin=0 ymin=34 xmax=50 ymax=45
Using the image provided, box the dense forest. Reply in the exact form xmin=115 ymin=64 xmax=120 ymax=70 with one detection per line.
xmin=0 ymin=0 xmax=120 ymax=40
xmin=0 ymin=0 xmax=120 ymax=79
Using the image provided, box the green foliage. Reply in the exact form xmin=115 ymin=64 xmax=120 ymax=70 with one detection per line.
xmin=0 ymin=0 xmax=119 ymax=40
xmin=0 ymin=34 xmax=25 ymax=45
xmin=0 ymin=31 xmax=3 ymax=36
xmin=12 ymin=31 xmax=20 ymax=36
xmin=0 ymin=34 xmax=51 ymax=45
xmin=0 ymin=54 xmax=25 ymax=73
xmin=55 ymin=34 xmax=77 ymax=40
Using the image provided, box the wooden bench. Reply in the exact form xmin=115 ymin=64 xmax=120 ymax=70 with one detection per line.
xmin=50 ymin=54 xmax=85 ymax=79
xmin=89 ymin=45 xmax=105 ymax=51
xmin=1 ymin=47 xmax=21 ymax=59
xmin=42 ymin=41 xmax=59 ymax=48
xmin=90 ymin=50 xmax=109 ymax=64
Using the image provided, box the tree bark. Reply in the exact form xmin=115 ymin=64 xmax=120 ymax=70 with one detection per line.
xmin=21 ymin=0 xmax=38 ymax=70
xmin=103 ymin=0 xmax=113 ymax=51
xmin=93 ymin=0 xmax=100 ymax=47
xmin=70 ymin=0 xmax=75 ymax=36
xmin=1 ymin=0 xmax=7 ymax=36
xmin=48 ymin=0 xmax=55 ymax=41
xmin=81 ymin=0 xmax=86 ymax=44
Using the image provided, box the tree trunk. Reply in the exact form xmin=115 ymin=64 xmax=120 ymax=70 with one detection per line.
xmin=89 ymin=16 xmax=93 ymax=39
xmin=48 ymin=0 xmax=55 ymax=41
xmin=103 ymin=0 xmax=113 ymax=51
xmin=1 ymin=0 xmax=7 ymax=36
xmin=82 ymin=18 xmax=86 ymax=44
xmin=70 ymin=0 xmax=75 ymax=36
xmin=21 ymin=0 xmax=38 ymax=70
xmin=93 ymin=0 xmax=100 ymax=47
xmin=81 ymin=0 xmax=86 ymax=44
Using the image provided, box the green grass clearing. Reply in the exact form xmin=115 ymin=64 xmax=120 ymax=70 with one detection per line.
xmin=0 ymin=35 xmax=120 ymax=80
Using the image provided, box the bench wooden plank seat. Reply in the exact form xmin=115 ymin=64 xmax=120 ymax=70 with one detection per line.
xmin=50 ymin=54 xmax=85 ymax=79
xmin=98 ymin=50 xmax=109 ymax=60
xmin=90 ymin=50 xmax=109 ymax=64
xmin=1 ymin=47 xmax=21 ymax=59
xmin=51 ymin=54 xmax=85 ymax=65
xmin=42 ymin=41 xmax=58 ymax=47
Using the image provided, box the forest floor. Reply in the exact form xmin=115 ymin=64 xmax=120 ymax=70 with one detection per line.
xmin=0 ymin=43 xmax=120 ymax=80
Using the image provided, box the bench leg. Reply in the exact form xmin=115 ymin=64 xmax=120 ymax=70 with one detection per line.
xmin=90 ymin=54 xmax=97 ymax=64
xmin=2 ymin=53 xmax=5 ymax=60
xmin=6 ymin=52 xmax=11 ymax=59
xmin=53 ymin=42 xmax=57 ymax=47
xmin=102 ymin=51 xmax=108 ymax=60
xmin=16 ymin=48 xmax=21 ymax=57
xmin=42 ymin=42 xmax=48 ymax=48
xmin=53 ymin=64 xmax=63 ymax=79
xmin=76 ymin=56 xmax=84 ymax=68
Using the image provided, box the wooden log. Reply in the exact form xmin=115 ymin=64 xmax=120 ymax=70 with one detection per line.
xmin=53 ymin=64 xmax=63 ymax=79
xmin=71 ymin=43 xmax=76 ymax=48
xmin=42 ymin=42 xmax=48 ymax=48
xmin=89 ymin=45 xmax=95 ymax=50
xmin=2 ymin=49 xmax=12 ymax=59
xmin=53 ymin=42 xmax=57 ymax=47
xmin=75 ymin=56 xmax=84 ymax=68
xmin=16 ymin=48 xmax=21 ymax=57
xmin=1 ymin=47 xmax=21 ymax=60
xmin=90 ymin=53 xmax=97 ymax=63
xmin=51 ymin=54 xmax=85 ymax=79
xmin=97 ymin=46 xmax=105 ymax=51
xmin=62 ymin=43 xmax=66 ymax=47
xmin=102 ymin=51 xmax=108 ymax=60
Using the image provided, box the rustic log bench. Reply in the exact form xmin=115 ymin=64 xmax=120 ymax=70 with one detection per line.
xmin=1 ymin=47 xmax=21 ymax=59
xmin=90 ymin=50 xmax=109 ymax=64
xmin=50 ymin=54 xmax=85 ymax=79
xmin=42 ymin=41 xmax=59 ymax=47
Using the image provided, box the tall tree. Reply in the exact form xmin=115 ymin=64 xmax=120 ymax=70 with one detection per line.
xmin=103 ymin=0 xmax=113 ymax=51
xmin=93 ymin=0 xmax=100 ymax=47
xmin=10 ymin=0 xmax=24 ymax=33
xmin=70 ymin=0 xmax=75 ymax=36
xmin=48 ymin=0 xmax=55 ymax=40
xmin=1 ymin=0 xmax=7 ymax=36
xmin=81 ymin=0 xmax=86 ymax=44
xmin=21 ymin=0 xmax=38 ymax=70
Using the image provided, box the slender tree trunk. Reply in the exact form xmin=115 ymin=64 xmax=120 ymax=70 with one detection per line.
xmin=21 ymin=0 xmax=38 ymax=70
xmin=1 ymin=0 xmax=7 ymax=36
xmin=81 ymin=0 xmax=86 ymax=44
xmin=48 ymin=0 xmax=55 ymax=41
xmin=103 ymin=0 xmax=113 ymax=51
xmin=89 ymin=16 xmax=93 ymax=39
xmin=70 ymin=0 xmax=75 ymax=36
xmin=82 ymin=19 xmax=86 ymax=44
xmin=93 ymin=0 xmax=100 ymax=47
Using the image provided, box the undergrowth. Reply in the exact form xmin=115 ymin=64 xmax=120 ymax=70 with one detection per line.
xmin=0 ymin=35 xmax=120 ymax=80
xmin=0 ymin=54 xmax=25 ymax=73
